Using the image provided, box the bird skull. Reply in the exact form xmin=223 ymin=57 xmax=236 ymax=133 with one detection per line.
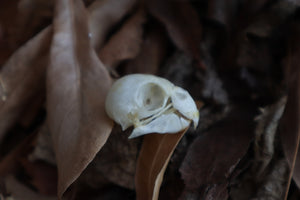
xmin=105 ymin=74 xmax=199 ymax=138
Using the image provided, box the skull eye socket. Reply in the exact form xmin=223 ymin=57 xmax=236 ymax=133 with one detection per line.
xmin=138 ymin=83 xmax=166 ymax=111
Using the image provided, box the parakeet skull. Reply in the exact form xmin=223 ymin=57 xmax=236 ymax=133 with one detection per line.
xmin=105 ymin=74 xmax=199 ymax=138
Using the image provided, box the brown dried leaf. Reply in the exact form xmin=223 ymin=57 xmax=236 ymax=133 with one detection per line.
xmin=81 ymin=125 xmax=139 ymax=190
xmin=48 ymin=0 xmax=113 ymax=197
xmin=0 ymin=0 xmax=135 ymax=145
xmin=0 ymin=0 xmax=53 ymax=65
xmin=99 ymin=8 xmax=146 ymax=69
xmin=20 ymin=159 xmax=57 ymax=195
xmin=124 ymin=25 xmax=168 ymax=74
xmin=278 ymin=24 xmax=300 ymax=196
xmin=0 ymin=133 xmax=36 ymax=177
xmin=3 ymin=175 xmax=57 ymax=200
xmin=89 ymin=0 xmax=137 ymax=50
xmin=0 ymin=27 xmax=51 ymax=143
xmin=135 ymin=128 xmax=188 ymax=200
xmin=180 ymin=106 xmax=255 ymax=198
xmin=146 ymin=0 xmax=202 ymax=65
xmin=207 ymin=0 xmax=270 ymax=29
xmin=0 ymin=0 xmax=20 ymax=65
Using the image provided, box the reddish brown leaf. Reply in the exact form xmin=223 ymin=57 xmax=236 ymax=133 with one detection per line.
xmin=18 ymin=94 xmax=44 ymax=128
xmin=0 ymin=27 xmax=51 ymax=143
xmin=124 ymin=25 xmax=168 ymax=74
xmin=207 ymin=0 xmax=270 ymax=29
xmin=278 ymin=24 xmax=300 ymax=196
xmin=0 ymin=0 xmax=20 ymax=65
xmin=3 ymin=175 xmax=57 ymax=200
xmin=98 ymin=8 xmax=146 ymax=69
xmin=0 ymin=0 xmax=53 ymax=66
xmin=0 ymin=133 xmax=36 ymax=177
xmin=146 ymin=0 xmax=202 ymax=66
xmin=47 ymin=0 xmax=113 ymax=197
xmin=89 ymin=0 xmax=137 ymax=50
xmin=135 ymin=128 xmax=188 ymax=200
xmin=180 ymin=106 xmax=256 ymax=198
xmin=20 ymin=159 xmax=57 ymax=195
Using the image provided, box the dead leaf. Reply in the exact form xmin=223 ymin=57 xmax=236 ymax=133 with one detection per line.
xmin=0 ymin=27 xmax=51 ymax=143
xmin=3 ymin=175 xmax=57 ymax=200
xmin=0 ymin=0 xmax=20 ymax=65
xmin=20 ymin=159 xmax=57 ymax=195
xmin=0 ymin=132 xmax=36 ymax=177
xmin=124 ymin=24 xmax=168 ymax=74
xmin=253 ymin=97 xmax=286 ymax=178
xmin=30 ymin=124 xmax=56 ymax=166
xmin=207 ymin=0 xmax=238 ymax=28
xmin=18 ymin=94 xmax=45 ymax=128
xmin=98 ymin=8 xmax=146 ymax=69
xmin=135 ymin=128 xmax=188 ymax=200
xmin=254 ymin=159 xmax=289 ymax=199
xmin=47 ymin=0 xmax=113 ymax=197
xmin=0 ymin=0 xmax=132 ymax=145
xmin=89 ymin=0 xmax=137 ymax=51
xmin=146 ymin=0 xmax=202 ymax=67
xmin=81 ymin=125 xmax=139 ymax=190
xmin=180 ymin=106 xmax=256 ymax=199
xmin=0 ymin=0 xmax=52 ymax=66
xmin=207 ymin=0 xmax=270 ymax=30
xmin=278 ymin=24 xmax=300 ymax=198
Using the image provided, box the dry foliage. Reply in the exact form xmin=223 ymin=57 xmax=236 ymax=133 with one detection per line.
xmin=0 ymin=0 xmax=300 ymax=200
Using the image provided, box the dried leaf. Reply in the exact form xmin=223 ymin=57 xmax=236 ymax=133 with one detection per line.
xmin=99 ymin=8 xmax=146 ymax=69
xmin=207 ymin=0 xmax=238 ymax=28
xmin=135 ymin=128 xmax=188 ymax=200
xmin=30 ymin=124 xmax=56 ymax=166
xmin=3 ymin=175 xmax=57 ymax=200
xmin=180 ymin=106 xmax=255 ymax=198
xmin=20 ymin=159 xmax=57 ymax=195
xmin=254 ymin=159 xmax=289 ymax=199
xmin=0 ymin=0 xmax=20 ymax=65
xmin=207 ymin=0 xmax=270 ymax=29
xmin=146 ymin=0 xmax=202 ymax=65
xmin=48 ymin=0 xmax=113 ymax=197
xmin=81 ymin=126 xmax=138 ymax=190
xmin=89 ymin=0 xmax=137 ymax=50
xmin=278 ymin=24 xmax=300 ymax=197
xmin=0 ymin=27 xmax=51 ymax=143
xmin=124 ymin=25 xmax=168 ymax=74
xmin=0 ymin=0 xmax=137 ymax=145
xmin=0 ymin=133 xmax=36 ymax=177
xmin=253 ymin=97 xmax=286 ymax=177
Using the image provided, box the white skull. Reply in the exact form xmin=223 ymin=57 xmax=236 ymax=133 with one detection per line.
xmin=105 ymin=74 xmax=199 ymax=138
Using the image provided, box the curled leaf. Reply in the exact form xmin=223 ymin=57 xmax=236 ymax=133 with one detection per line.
xmin=135 ymin=128 xmax=188 ymax=200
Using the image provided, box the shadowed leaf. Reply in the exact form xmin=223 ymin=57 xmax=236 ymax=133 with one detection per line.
xmin=180 ymin=106 xmax=256 ymax=199
xmin=135 ymin=128 xmax=188 ymax=200
xmin=99 ymin=8 xmax=146 ymax=69
xmin=146 ymin=0 xmax=202 ymax=66
xmin=278 ymin=24 xmax=300 ymax=196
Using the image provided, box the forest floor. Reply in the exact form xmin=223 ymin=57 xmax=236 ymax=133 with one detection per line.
xmin=0 ymin=0 xmax=300 ymax=199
